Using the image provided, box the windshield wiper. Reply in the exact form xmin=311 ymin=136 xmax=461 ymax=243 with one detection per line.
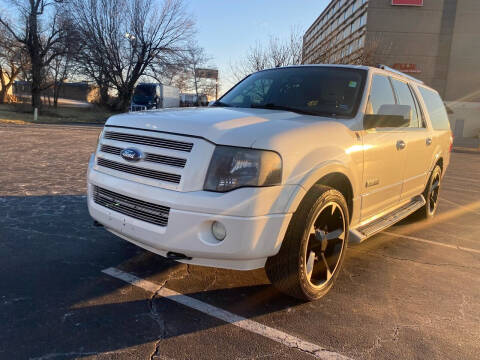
xmin=212 ymin=101 xmax=233 ymax=107
xmin=250 ymin=103 xmax=325 ymax=116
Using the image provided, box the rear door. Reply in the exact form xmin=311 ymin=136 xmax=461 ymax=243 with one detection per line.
xmin=390 ymin=78 xmax=433 ymax=200
xmin=361 ymin=74 xmax=408 ymax=220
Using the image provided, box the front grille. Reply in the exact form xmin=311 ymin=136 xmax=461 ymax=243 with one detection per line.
xmin=93 ymin=186 xmax=170 ymax=226
xmin=104 ymin=131 xmax=193 ymax=152
xmin=97 ymin=157 xmax=181 ymax=184
xmin=100 ymin=145 xmax=186 ymax=168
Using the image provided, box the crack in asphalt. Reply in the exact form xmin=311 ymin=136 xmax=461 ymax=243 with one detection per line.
xmin=148 ymin=265 xmax=191 ymax=360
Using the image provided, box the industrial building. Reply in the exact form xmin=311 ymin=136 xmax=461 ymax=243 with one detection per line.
xmin=302 ymin=0 xmax=480 ymax=143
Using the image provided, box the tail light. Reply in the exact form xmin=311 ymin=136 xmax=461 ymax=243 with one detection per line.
xmin=449 ymin=132 xmax=454 ymax=152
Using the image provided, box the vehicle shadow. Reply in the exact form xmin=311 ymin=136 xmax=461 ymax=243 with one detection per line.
xmin=0 ymin=195 xmax=304 ymax=359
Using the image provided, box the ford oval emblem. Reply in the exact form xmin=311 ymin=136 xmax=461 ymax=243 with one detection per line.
xmin=120 ymin=148 xmax=143 ymax=162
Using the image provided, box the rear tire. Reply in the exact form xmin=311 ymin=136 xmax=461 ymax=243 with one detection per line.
xmin=414 ymin=165 xmax=442 ymax=220
xmin=265 ymin=185 xmax=349 ymax=301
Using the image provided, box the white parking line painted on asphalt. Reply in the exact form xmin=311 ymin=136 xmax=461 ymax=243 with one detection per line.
xmin=102 ymin=267 xmax=353 ymax=360
xmin=382 ymin=231 xmax=480 ymax=255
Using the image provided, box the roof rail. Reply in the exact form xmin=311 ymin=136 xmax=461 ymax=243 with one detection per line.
xmin=377 ymin=64 xmax=424 ymax=84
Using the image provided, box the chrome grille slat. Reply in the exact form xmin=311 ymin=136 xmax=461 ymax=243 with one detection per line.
xmin=95 ymin=187 xmax=170 ymax=212
xmin=104 ymin=131 xmax=193 ymax=152
xmin=100 ymin=144 xmax=121 ymax=156
xmin=93 ymin=186 xmax=169 ymax=226
xmin=97 ymin=158 xmax=181 ymax=184
xmin=100 ymin=145 xmax=186 ymax=168
xmin=146 ymin=153 xmax=186 ymax=167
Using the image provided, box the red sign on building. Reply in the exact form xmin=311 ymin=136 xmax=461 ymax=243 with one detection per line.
xmin=392 ymin=0 xmax=424 ymax=6
xmin=393 ymin=63 xmax=421 ymax=74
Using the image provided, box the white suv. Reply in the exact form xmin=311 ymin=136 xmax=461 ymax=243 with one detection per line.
xmin=87 ymin=65 xmax=452 ymax=300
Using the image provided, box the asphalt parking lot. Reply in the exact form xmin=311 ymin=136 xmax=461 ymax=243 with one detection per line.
xmin=1 ymin=123 xmax=479 ymax=360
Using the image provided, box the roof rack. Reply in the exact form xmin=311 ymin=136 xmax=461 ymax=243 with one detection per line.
xmin=377 ymin=64 xmax=424 ymax=84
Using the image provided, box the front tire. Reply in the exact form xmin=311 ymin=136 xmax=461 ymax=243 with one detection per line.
xmin=265 ymin=185 xmax=349 ymax=301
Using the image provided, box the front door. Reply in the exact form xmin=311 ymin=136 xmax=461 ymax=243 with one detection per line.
xmin=361 ymin=74 xmax=407 ymax=220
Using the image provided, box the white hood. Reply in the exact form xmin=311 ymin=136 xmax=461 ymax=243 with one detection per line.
xmin=106 ymin=107 xmax=335 ymax=148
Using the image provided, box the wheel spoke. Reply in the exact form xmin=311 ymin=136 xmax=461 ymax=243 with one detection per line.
xmin=306 ymin=251 xmax=316 ymax=281
xmin=432 ymin=179 xmax=439 ymax=190
xmin=321 ymin=253 xmax=332 ymax=281
xmin=325 ymin=228 xmax=345 ymax=241
xmin=330 ymin=203 xmax=338 ymax=215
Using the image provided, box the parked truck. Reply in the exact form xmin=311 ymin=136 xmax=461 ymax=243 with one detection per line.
xmin=131 ymin=83 xmax=180 ymax=110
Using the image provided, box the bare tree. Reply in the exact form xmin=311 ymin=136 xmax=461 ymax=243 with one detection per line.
xmin=230 ymin=27 xmax=303 ymax=82
xmin=197 ymin=77 xmax=217 ymax=100
xmin=47 ymin=50 xmax=74 ymax=107
xmin=148 ymin=41 xmax=216 ymax=100
xmin=70 ymin=0 xmax=194 ymax=111
xmin=183 ymin=42 xmax=210 ymax=97
xmin=46 ymin=23 xmax=81 ymax=107
xmin=147 ymin=55 xmax=191 ymax=93
xmin=0 ymin=1 xmax=72 ymax=109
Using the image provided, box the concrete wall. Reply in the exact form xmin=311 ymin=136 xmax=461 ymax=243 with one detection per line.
xmin=365 ymin=0 xmax=455 ymax=97
xmin=444 ymin=0 xmax=480 ymax=102
xmin=446 ymin=101 xmax=480 ymax=139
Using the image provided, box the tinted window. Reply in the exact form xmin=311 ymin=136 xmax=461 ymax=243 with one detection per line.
xmin=367 ymin=75 xmax=396 ymax=115
xmin=418 ymin=87 xmax=450 ymax=130
xmin=217 ymin=67 xmax=367 ymax=117
xmin=391 ymin=79 xmax=420 ymax=128
xmin=134 ymin=85 xmax=155 ymax=97
xmin=229 ymin=79 xmax=273 ymax=106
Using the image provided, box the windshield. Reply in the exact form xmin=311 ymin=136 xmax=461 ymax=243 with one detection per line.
xmin=216 ymin=67 xmax=366 ymax=117
xmin=134 ymin=85 xmax=155 ymax=97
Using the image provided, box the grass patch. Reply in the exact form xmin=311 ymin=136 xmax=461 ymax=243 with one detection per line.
xmin=0 ymin=103 xmax=117 ymax=125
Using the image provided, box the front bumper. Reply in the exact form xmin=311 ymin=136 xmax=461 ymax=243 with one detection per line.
xmin=87 ymin=156 xmax=298 ymax=270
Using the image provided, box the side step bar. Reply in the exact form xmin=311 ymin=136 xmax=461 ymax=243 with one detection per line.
xmin=349 ymin=196 xmax=426 ymax=243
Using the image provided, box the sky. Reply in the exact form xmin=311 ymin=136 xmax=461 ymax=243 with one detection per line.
xmin=187 ymin=0 xmax=329 ymax=94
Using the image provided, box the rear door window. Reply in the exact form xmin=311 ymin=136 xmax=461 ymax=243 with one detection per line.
xmin=391 ymin=78 xmax=421 ymax=128
xmin=418 ymin=87 xmax=450 ymax=130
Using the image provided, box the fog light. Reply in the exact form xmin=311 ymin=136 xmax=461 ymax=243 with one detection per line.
xmin=211 ymin=221 xmax=226 ymax=241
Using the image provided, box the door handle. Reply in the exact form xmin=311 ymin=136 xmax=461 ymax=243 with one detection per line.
xmin=396 ymin=140 xmax=406 ymax=150
xmin=426 ymin=137 xmax=432 ymax=146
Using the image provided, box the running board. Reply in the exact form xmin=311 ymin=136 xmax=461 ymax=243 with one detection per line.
xmin=349 ymin=196 xmax=426 ymax=243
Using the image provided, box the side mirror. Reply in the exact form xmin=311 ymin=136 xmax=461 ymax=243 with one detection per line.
xmin=208 ymin=101 xmax=215 ymax=107
xmin=364 ymin=104 xmax=411 ymax=130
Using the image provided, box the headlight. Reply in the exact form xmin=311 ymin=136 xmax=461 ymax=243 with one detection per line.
xmin=204 ymin=146 xmax=282 ymax=192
